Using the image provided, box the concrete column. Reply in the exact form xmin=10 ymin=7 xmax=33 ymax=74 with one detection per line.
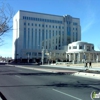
xmin=89 ymin=53 xmax=91 ymax=62
xmin=84 ymin=45 xmax=87 ymax=51
xmin=73 ymin=53 xmax=75 ymax=64
xmin=73 ymin=53 xmax=76 ymax=61
xmin=82 ymin=52 xmax=86 ymax=63
xmin=96 ymin=53 xmax=99 ymax=62
xmin=69 ymin=54 xmax=71 ymax=61
xmin=78 ymin=53 xmax=80 ymax=63
xmin=66 ymin=53 xmax=68 ymax=61
xmin=98 ymin=54 xmax=100 ymax=62
xmin=92 ymin=53 xmax=95 ymax=62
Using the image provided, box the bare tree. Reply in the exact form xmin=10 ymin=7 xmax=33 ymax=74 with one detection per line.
xmin=0 ymin=0 xmax=14 ymax=45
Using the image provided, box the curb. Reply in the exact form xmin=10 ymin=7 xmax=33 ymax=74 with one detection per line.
xmin=72 ymin=72 xmax=100 ymax=80
xmin=89 ymin=85 xmax=100 ymax=90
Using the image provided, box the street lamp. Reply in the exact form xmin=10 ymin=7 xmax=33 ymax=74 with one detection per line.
xmin=27 ymin=53 xmax=29 ymax=63
xmin=41 ymin=47 xmax=44 ymax=65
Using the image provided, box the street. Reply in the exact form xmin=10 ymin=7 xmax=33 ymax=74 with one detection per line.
xmin=0 ymin=64 xmax=100 ymax=100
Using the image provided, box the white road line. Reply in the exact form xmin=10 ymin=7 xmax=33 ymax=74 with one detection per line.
xmin=53 ymin=89 xmax=82 ymax=100
xmin=15 ymin=75 xmax=21 ymax=78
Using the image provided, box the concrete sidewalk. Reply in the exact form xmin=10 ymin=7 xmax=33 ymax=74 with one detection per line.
xmin=40 ymin=64 xmax=100 ymax=71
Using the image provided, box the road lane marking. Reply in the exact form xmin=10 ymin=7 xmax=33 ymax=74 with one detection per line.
xmin=15 ymin=75 xmax=21 ymax=78
xmin=53 ymin=89 xmax=82 ymax=100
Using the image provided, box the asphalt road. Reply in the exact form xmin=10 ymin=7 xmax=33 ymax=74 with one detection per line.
xmin=0 ymin=64 xmax=100 ymax=100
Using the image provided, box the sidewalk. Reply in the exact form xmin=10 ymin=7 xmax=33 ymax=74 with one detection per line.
xmin=40 ymin=64 xmax=100 ymax=71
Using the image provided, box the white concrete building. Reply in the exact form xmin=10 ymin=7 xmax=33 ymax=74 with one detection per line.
xmin=66 ymin=41 xmax=100 ymax=63
xmin=12 ymin=10 xmax=81 ymax=62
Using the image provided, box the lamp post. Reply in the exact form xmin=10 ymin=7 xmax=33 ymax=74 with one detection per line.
xmin=27 ymin=54 xmax=29 ymax=63
xmin=41 ymin=47 xmax=44 ymax=65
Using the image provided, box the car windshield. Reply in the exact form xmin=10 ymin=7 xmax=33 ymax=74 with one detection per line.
xmin=0 ymin=0 xmax=100 ymax=100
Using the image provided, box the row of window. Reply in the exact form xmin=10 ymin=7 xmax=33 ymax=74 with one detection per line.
xmin=69 ymin=46 xmax=83 ymax=49
xmin=66 ymin=21 xmax=78 ymax=26
xmin=69 ymin=45 xmax=94 ymax=50
xmin=24 ymin=28 xmax=64 ymax=35
xmin=23 ymin=16 xmax=63 ymax=24
xmin=26 ymin=52 xmax=65 ymax=56
xmin=73 ymin=22 xmax=78 ymax=25
xmin=24 ymin=22 xmax=64 ymax=29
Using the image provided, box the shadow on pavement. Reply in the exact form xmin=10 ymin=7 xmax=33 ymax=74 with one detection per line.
xmin=0 ymin=82 xmax=100 ymax=90
xmin=1 ymin=72 xmax=66 ymax=76
xmin=0 ymin=63 xmax=7 ymax=65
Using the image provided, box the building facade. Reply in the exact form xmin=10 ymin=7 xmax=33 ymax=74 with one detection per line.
xmin=12 ymin=10 xmax=81 ymax=62
xmin=66 ymin=41 xmax=100 ymax=63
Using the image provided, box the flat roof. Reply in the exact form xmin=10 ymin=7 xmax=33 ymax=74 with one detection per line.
xmin=19 ymin=10 xmax=79 ymax=19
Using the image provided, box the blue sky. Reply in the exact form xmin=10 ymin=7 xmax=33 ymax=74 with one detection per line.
xmin=0 ymin=0 xmax=100 ymax=57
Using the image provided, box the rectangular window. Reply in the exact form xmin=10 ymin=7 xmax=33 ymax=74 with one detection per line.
xmin=59 ymin=31 xmax=61 ymax=35
xmin=24 ymin=22 xmax=26 ymax=25
xmin=79 ymin=46 xmax=83 ymax=49
xmin=23 ymin=28 xmax=26 ymax=48
xmin=87 ymin=46 xmax=90 ymax=51
xmin=46 ymin=30 xmax=48 ymax=39
xmin=56 ymin=31 xmax=57 ymax=35
xmin=38 ymin=29 xmax=41 ymax=47
xmin=35 ymin=29 xmax=37 ymax=48
xmin=28 ymin=28 xmax=30 ymax=48
xmin=32 ymin=52 xmax=37 ymax=56
xmin=28 ymin=23 xmax=30 ymax=26
xmin=53 ymin=30 xmax=54 ymax=36
xmin=32 ymin=28 xmax=34 ymax=49
xmin=35 ymin=24 xmax=37 ymax=26
xmin=39 ymin=24 xmax=41 ymax=27
xmin=92 ymin=46 xmax=94 ymax=50
xmin=49 ymin=30 xmax=51 ymax=38
xmin=73 ymin=46 xmax=77 ymax=49
xmin=32 ymin=23 xmax=33 ymax=26
xmin=42 ymin=24 xmax=44 ymax=27
xmin=42 ymin=29 xmax=44 ymax=40
xmin=73 ymin=22 xmax=77 ymax=25
xmin=76 ymin=32 xmax=78 ymax=41
xmin=62 ymin=26 xmax=64 ymax=29
xmin=69 ymin=46 xmax=71 ymax=49
xmin=56 ymin=38 xmax=57 ymax=43
xmin=38 ymin=52 xmax=42 ymax=56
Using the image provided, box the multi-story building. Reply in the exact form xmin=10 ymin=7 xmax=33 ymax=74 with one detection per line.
xmin=12 ymin=10 xmax=81 ymax=62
